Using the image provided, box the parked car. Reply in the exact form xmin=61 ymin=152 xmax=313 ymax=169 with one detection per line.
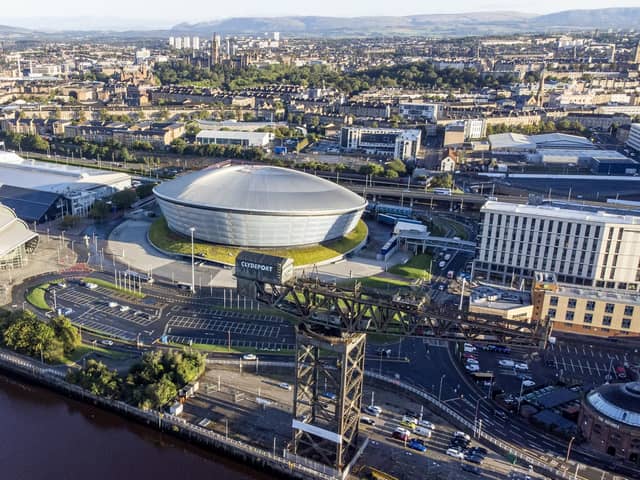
xmin=453 ymin=431 xmax=471 ymax=441
xmin=242 ymin=354 xmax=257 ymax=361
xmin=392 ymin=427 xmax=410 ymax=442
xmin=446 ymin=448 xmax=465 ymax=459
xmin=321 ymin=391 xmax=337 ymax=400
xmin=466 ymin=454 xmax=485 ymax=465
xmin=400 ymin=419 xmax=417 ymax=430
xmin=407 ymin=439 xmax=427 ymax=452
xmin=498 ymin=359 xmax=515 ymax=368
xmin=119 ymin=305 xmax=130 ymax=312
xmin=85 ymin=282 xmax=98 ymax=290
xmin=278 ymin=382 xmax=292 ymax=391
xmin=100 ymin=340 xmax=114 ymax=346
xmin=108 ymin=302 xmax=119 ymax=308
xmin=494 ymin=345 xmax=511 ymax=354
xmin=522 ymin=380 xmax=536 ymax=388
xmin=461 ymin=463 xmax=482 ymax=475
xmin=463 ymin=343 xmax=477 ymax=353
xmin=466 ymin=358 xmax=480 ymax=365
xmin=615 ymin=365 xmax=627 ymax=380
xmin=514 ymin=362 xmax=529 ymax=371
xmin=463 ymin=353 xmax=478 ymax=360
xmin=414 ymin=426 xmax=432 ymax=438
xmin=494 ymin=409 xmax=507 ymax=420
xmin=418 ymin=420 xmax=435 ymax=430
xmin=364 ymin=405 xmax=382 ymax=417
xmin=465 ymin=364 xmax=480 ymax=372
xmin=467 ymin=446 xmax=488 ymax=456
xmin=360 ymin=416 xmax=376 ymax=426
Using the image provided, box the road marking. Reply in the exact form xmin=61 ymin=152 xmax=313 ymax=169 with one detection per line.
xmin=577 ymin=359 xmax=584 ymax=374
xmin=569 ymin=358 xmax=575 ymax=372
xmin=585 ymin=360 xmax=592 ymax=375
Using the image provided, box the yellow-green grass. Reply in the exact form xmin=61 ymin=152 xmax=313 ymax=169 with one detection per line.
xmin=339 ymin=276 xmax=411 ymax=291
xmin=149 ymin=217 xmax=368 ymax=266
xmin=389 ymin=254 xmax=433 ymax=280
xmin=64 ymin=344 xmax=131 ymax=363
xmin=26 ymin=283 xmax=51 ymax=310
xmin=171 ymin=342 xmax=295 ymax=356
xmin=81 ymin=277 xmax=146 ymax=299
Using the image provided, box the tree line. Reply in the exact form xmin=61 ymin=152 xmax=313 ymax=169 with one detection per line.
xmin=154 ymin=61 xmax=522 ymax=95
xmin=68 ymin=350 xmax=205 ymax=410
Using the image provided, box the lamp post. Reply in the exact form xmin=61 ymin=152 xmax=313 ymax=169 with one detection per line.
xmin=438 ymin=374 xmax=446 ymax=402
xmin=566 ymin=436 xmax=575 ymax=462
xmin=189 ymin=227 xmax=196 ymax=293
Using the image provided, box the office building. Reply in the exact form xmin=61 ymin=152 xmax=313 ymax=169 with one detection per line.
xmin=340 ymin=127 xmax=421 ymax=160
xmin=473 ymin=201 xmax=640 ymax=290
xmin=443 ymin=123 xmax=465 ymax=147
xmin=627 ymin=124 xmax=640 ymax=152
xmin=192 ymin=36 xmax=200 ymax=50
xmin=398 ymin=103 xmax=439 ymax=122
xmin=182 ymin=36 xmax=191 ymax=49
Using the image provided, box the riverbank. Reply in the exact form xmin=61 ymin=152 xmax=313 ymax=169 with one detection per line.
xmin=0 ymin=349 xmax=338 ymax=480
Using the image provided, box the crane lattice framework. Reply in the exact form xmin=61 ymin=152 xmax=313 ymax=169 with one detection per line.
xmin=235 ymin=256 xmax=550 ymax=474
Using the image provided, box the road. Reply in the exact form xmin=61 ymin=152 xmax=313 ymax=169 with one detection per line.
xmin=374 ymin=338 xmax=637 ymax=480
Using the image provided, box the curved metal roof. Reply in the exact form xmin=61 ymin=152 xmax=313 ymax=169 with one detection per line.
xmin=153 ymin=165 xmax=366 ymax=215
xmin=586 ymin=382 xmax=640 ymax=428
xmin=0 ymin=203 xmax=38 ymax=257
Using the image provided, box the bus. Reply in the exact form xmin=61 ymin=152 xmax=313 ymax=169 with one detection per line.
xmin=123 ymin=269 xmax=154 ymax=284
xmin=432 ymin=188 xmax=452 ymax=196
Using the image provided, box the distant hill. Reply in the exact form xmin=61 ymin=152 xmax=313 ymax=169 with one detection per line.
xmin=171 ymin=12 xmax=535 ymax=37
xmin=0 ymin=24 xmax=33 ymax=35
xmin=529 ymin=8 xmax=640 ymax=30
xmin=170 ymin=8 xmax=640 ymax=37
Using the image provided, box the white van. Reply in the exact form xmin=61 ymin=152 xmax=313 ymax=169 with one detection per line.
xmin=414 ymin=426 xmax=433 ymax=438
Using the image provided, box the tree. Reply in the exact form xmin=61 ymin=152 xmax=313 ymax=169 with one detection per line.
xmin=136 ymin=183 xmax=157 ymax=199
xmin=3 ymin=314 xmax=63 ymax=363
xmin=50 ymin=315 xmax=81 ymax=354
xmin=386 ymin=159 xmax=407 ymax=175
xmin=358 ymin=163 xmax=385 ymax=177
xmin=67 ymin=359 xmax=121 ymax=398
xmin=144 ymin=375 xmax=177 ymax=409
xmin=430 ymin=173 xmax=453 ymax=189
xmin=385 ymin=169 xmax=399 ymax=179
xmin=111 ymin=189 xmax=138 ymax=210
xmin=89 ymin=200 xmax=110 ymax=220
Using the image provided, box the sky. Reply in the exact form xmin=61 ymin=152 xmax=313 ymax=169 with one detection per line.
xmin=2 ymin=0 xmax=639 ymax=29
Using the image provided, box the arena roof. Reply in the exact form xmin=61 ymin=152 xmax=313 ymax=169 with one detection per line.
xmin=489 ymin=132 xmax=594 ymax=151
xmin=153 ymin=165 xmax=367 ymax=215
xmin=0 ymin=203 xmax=38 ymax=258
xmin=0 ymin=151 xmax=131 ymax=194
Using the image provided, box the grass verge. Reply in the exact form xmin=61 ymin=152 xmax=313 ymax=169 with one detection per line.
xmin=150 ymin=216 xmax=367 ymax=266
xmin=389 ymin=253 xmax=432 ymax=280
xmin=26 ymin=283 xmax=51 ymax=310
xmin=64 ymin=344 xmax=132 ymax=363
xmin=170 ymin=342 xmax=295 ymax=356
xmin=81 ymin=277 xmax=146 ymax=299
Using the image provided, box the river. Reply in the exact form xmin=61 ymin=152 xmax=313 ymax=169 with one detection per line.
xmin=0 ymin=373 xmax=276 ymax=480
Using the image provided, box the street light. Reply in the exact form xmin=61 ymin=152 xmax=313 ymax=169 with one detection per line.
xmin=189 ymin=227 xmax=196 ymax=293
xmin=438 ymin=374 xmax=446 ymax=402
xmin=566 ymin=436 xmax=575 ymax=462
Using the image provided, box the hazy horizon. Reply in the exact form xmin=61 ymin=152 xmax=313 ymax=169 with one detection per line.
xmin=1 ymin=1 xmax=639 ymax=31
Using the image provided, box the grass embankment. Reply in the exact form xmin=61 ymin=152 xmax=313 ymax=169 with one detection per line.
xmin=389 ymin=254 xmax=432 ymax=281
xmin=26 ymin=283 xmax=51 ymax=310
xmin=81 ymin=277 xmax=146 ymax=299
xmin=149 ymin=217 xmax=368 ymax=266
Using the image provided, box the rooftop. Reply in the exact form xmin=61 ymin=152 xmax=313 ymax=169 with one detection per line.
xmin=470 ymin=284 xmax=531 ymax=311
xmin=0 ymin=152 xmax=130 ymax=194
xmin=481 ymin=201 xmax=640 ymax=226
xmin=587 ymin=382 xmax=640 ymax=428
xmin=0 ymin=203 xmax=38 ymax=257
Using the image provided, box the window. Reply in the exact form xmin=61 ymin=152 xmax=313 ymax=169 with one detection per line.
xmin=548 ymin=309 xmax=556 ymax=319
xmin=565 ymin=311 xmax=575 ymax=322
xmin=604 ymin=303 xmax=615 ymax=313
xmin=603 ymin=316 xmax=612 ymax=326
xmin=568 ymin=298 xmax=577 ymax=309
xmin=624 ymin=306 xmax=634 ymax=316
xmin=622 ymin=318 xmax=632 ymax=329
xmin=583 ymin=313 xmax=593 ymax=324
xmin=586 ymin=301 xmax=596 ymax=311
xmin=549 ymin=296 xmax=558 ymax=306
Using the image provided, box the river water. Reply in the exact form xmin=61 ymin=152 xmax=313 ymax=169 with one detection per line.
xmin=0 ymin=374 xmax=276 ymax=480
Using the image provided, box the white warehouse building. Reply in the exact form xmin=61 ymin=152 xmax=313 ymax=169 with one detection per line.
xmin=473 ymin=201 xmax=640 ymax=290
xmin=154 ymin=165 xmax=366 ymax=248
xmin=196 ymin=130 xmax=274 ymax=148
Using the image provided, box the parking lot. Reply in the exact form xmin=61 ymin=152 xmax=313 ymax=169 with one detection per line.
xmin=51 ymin=283 xmax=161 ymax=342
xmin=165 ymin=304 xmax=296 ymax=351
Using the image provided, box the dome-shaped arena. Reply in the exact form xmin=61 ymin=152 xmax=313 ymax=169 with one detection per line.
xmin=153 ymin=165 xmax=367 ymax=248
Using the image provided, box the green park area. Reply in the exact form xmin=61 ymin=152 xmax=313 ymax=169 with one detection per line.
xmin=149 ymin=216 xmax=368 ymax=266
xmin=388 ymin=253 xmax=432 ymax=281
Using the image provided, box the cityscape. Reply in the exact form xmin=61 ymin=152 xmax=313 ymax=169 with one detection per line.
xmin=1 ymin=3 xmax=640 ymax=480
